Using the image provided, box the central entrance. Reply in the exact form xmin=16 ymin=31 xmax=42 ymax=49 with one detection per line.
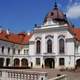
xmin=45 ymin=58 xmax=55 ymax=68
xmin=76 ymin=59 xmax=80 ymax=68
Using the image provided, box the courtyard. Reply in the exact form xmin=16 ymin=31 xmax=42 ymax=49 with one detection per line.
xmin=25 ymin=68 xmax=80 ymax=80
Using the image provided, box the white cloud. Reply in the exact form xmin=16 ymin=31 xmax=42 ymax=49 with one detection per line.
xmin=66 ymin=3 xmax=80 ymax=19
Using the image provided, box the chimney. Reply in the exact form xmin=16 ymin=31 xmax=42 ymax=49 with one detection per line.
xmin=27 ymin=32 xmax=30 ymax=35
xmin=6 ymin=29 xmax=10 ymax=35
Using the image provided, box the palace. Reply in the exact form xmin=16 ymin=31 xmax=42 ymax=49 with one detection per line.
xmin=0 ymin=3 xmax=80 ymax=69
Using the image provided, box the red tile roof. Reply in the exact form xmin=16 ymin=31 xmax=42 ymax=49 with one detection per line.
xmin=0 ymin=27 xmax=80 ymax=44
xmin=0 ymin=30 xmax=33 ymax=44
xmin=65 ymin=24 xmax=80 ymax=41
xmin=71 ymin=28 xmax=80 ymax=41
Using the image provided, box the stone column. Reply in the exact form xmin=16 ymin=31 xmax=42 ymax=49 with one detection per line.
xmin=38 ymin=72 xmax=48 ymax=80
xmin=41 ymin=57 xmax=45 ymax=68
xmin=28 ymin=59 xmax=31 ymax=67
xmin=2 ymin=70 xmax=8 ymax=80
xmin=9 ymin=57 xmax=14 ymax=67
xmin=3 ymin=58 xmax=6 ymax=67
xmin=41 ymin=34 xmax=46 ymax=54
xmin=55 ymin=57 xmax=59 ymax=69
xmin=54 ymin=33 xmax=58 ymax=55
xmin=20 ymin=58 xmax=22 ymax=67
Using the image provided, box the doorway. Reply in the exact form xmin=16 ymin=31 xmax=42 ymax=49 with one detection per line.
xmin=45 ymin=58 xmax=55 ymax=68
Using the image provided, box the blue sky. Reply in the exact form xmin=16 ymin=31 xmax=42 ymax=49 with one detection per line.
xmin=0 ymin=0 xmax=80 ymax=33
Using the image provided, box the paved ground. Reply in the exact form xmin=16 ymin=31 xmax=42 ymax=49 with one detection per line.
xmin=25 ymin=68 xmax=80 ymax=80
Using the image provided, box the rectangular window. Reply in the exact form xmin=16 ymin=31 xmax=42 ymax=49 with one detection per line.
xmin=18 ymin=49 xmax=20 ymax=54
xmin=2 ymin=46 xmax=4 ymax=54
xmin=8 ymin=47 xmax=10 ymax=54
xmin=59 ymin=58 xmax=65 ymax=66
xmin=36 ymin=58 xmax=40 ymax=65
xmin=24 ymin=49 xmax=29 ymax=55
xmin=27 ymin=50 xmax=29 ymax=54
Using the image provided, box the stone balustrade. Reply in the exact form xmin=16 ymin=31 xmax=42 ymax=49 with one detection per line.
xmin=0 ymin=69 xmax=48 ymax=80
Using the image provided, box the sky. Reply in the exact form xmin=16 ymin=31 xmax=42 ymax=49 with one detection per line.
xmin=0 ymin=0 xmax=80 ymax=33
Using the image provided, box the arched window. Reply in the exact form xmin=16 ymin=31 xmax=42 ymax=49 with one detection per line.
xmin=2 ymin=46 xmax=4 ymax=53
xmin=47 ymin=39 xmax=52 ymax=53
xmin=8 ymin=47 xmax=10 ymax=54
xmin=59 ymin=39 xmax=65 ymax=53
xmin=14 ymin=58 xmax=20 ymax=67
xmin=36 ymin=40 xmax=41 ymax=54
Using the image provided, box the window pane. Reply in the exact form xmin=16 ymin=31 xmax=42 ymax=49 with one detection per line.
xmin=2 ymin=46 xmax=4 ymax=53
xmin=8 ymin=47 xmax=10 ymax=54
xmin=59 ymin=58 xmax=65 ymax=65
xmin=59 ymin=39 xmax=64 ymax=53
xmin=47 ymin=39 xmax=52 ymax=53
xmin=24 ymin=49 xmax=29 ymax=55
xmin=36 ymin=40 xmax=41 ymax=54
xmin=18 ymin=49 xmax=20 ymax=54
xmin=36 ymin=58 xmax=40 ymax=65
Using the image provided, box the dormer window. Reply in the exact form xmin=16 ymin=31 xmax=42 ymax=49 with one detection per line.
xmin=24 ymin=49 xmax=29 ymax=55
xmin=18 ymin=49 xmax=20 ymax=54
xmin=51 ymin=12 xmax=54 ymax=16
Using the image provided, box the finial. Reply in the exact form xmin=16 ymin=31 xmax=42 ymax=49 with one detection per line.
xmin=54 ymin=1 xmax=58 ymax=8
